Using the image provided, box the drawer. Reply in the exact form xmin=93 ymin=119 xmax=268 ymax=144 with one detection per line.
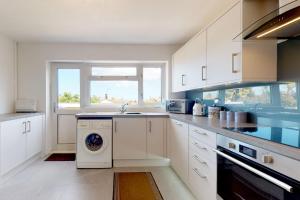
xmin=189 ymin=124 xmax=216 ymax=148
xmin=189 ymin=136 xmax=216 ymax=164
xmin=189 ymin=152 xmax=216 ymax=200
xmin=189 ymin=148 xmax=216 ymax=177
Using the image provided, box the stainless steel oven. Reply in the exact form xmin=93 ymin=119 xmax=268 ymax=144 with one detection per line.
xmin=216 ymin=134 xmax=300 ymax=200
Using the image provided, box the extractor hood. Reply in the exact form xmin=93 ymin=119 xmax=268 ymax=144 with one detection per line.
xmin=238 ymin=0 xmax=300 ymax=40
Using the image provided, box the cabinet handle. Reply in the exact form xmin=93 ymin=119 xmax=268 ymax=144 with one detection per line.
xmin=22 ymin=122 xmax=27 ymax=134
xmin=181 ymin=74 xmax=186 ymax=86
xmin=193 ymin=155 xmax=207 ymax=165
xmin=193 ymin=168 xmax=207 ymax=179
xmin=27 ymin=121 xmax=31 ymax=133
xmin=193 ymin=142 xmax=207 ymax=151
xmin=232 ymin=53 xmax=239 ymax=73
xmin=149 ymin=120 xmax=152 ymax=133
xmin=201 ymin=66 xmax=206 ymax=81
xmin=193 ymin=129 xmax=207 ymax=136
xmin=114 ymin=121 xmax=117 ymax=133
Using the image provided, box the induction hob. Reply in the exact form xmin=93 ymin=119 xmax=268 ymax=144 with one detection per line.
xmin=223 ymin=126 xmax=300 ymax=149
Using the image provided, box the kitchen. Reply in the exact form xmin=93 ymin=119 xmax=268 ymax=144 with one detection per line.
xmin=0 ymin=0 xmax=300 ymax=200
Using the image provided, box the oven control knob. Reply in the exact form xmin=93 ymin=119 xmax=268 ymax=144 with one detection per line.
xmin=263 ymin=155 xmax=274 ymax=164
xmin=228 ymin=142 xmax=236 ymax=149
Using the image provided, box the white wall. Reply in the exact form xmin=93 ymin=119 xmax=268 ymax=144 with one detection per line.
xmin=17 ymin=42 xmax=182 ymax=153
xmin=0 ymin=35 xmax=16 ymax=114
xmin=17 ymin=42 xmax=181 ymax=111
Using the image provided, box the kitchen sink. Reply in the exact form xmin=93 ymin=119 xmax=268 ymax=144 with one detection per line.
xmin=124 ymin=112 xmax=142 ymax=114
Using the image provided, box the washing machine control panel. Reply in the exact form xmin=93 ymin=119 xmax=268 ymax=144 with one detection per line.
xmin=77 ymin=120 xmax=112 ymax=129
xmin=77 ymin=120 xmax=90 ymax=129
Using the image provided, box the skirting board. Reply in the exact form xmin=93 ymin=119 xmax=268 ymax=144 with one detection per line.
xmin=113 ymin=158 xmax=170 ymax=167
xmin=0 ymin=153 xmax=41 ymax=185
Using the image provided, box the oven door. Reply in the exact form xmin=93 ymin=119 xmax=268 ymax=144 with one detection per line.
xmin=216 ymin=147 xmax=300 ymax=200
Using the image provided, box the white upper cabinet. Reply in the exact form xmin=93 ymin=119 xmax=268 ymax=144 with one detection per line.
xmin=172 ymin=0 xmax=278 ymax=92
xmin=172 ymin=30 xmax=207 ymax=92
xmin=206 ymin=1 xmax=277 ymax=86
xmin=206 ymin=2 xmax=242 ymax=85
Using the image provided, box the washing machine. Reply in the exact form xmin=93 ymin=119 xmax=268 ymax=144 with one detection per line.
xmin=76 ymin=119 xmax=112 ymax=168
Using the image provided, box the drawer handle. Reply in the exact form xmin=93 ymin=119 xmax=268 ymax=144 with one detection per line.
xmin=193 ymin=155 xmax=207 ymax=165
xmin=193 ymin=168 xmax=207 ymax=179
xmin=193 ymin=129 xmax=207 ymax=136
xmin=193 ymin=142 xmax=207 ymax=151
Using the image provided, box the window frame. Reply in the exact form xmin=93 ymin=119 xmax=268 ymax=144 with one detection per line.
xmin=52 ymin=62 xmax=166 ymax=110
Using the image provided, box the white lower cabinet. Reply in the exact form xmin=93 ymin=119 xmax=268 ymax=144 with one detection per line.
xmin=26 ymin=116 xmax=43 ymax=159
xmin=147 ymin=118 xmax=166 ymax=159
xmin=0 ymin=119 xmax=26 ymax=175
xmin=113 ymin=118 xmax=147 ymax=159
xmin=113 ymin=117 xmax=166 ymax=160
xmin=0 ymin=115 xmax=44 ymax=176
xmin=188 ymin=124 xmax=217 ymax=200
xmin=169 ymin=119 xmax=189 ymax=184
xmin=168 ymin=119 xmax=217 ymax=200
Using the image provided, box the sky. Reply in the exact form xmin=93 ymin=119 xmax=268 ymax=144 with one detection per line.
xmin=58 ymin=68 xmax=161 ymax=101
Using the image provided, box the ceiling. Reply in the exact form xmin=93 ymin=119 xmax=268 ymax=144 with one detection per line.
xmin=0 ymin=0 xmax=236 ymax=44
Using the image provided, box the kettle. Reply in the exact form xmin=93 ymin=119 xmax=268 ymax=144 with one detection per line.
xmin=193 ymin=99 xmax=206 ymax=116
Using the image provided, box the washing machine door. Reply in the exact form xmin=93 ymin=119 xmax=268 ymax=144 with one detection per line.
xmin=84 ymin=132 xmax=107 ymax=153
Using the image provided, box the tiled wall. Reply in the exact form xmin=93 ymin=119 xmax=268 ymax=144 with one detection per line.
xmin=185 ymin=40 xmax=300 ymax=128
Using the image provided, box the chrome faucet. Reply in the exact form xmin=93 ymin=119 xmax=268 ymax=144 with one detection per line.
xmin=119 ymin=103 xmax=128 ymax=113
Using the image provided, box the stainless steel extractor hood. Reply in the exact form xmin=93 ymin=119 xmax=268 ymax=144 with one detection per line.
xmin=239 ymin=0 xmax=300 ymax=40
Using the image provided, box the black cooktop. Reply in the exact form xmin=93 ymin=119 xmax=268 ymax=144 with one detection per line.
xmin=223 ymin=126 xmax=300 ymax=149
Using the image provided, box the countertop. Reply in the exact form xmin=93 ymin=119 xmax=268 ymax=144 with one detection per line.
xmin=169 ymin=113 xmax=300 ymax=161
xmin=75 ymin=112 xmax=169 ymax=118
xmin=0 ymin=112 xmax=44 ymax=122
xmin=77 ymin=111 xmax=300 ymax=161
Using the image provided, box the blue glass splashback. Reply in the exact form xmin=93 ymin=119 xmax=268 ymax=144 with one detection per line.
xmin=186 ymin=82 xmax=300 ymax=127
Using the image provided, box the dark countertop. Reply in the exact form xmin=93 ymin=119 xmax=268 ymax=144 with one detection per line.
xmin=0 ymin=112 xmax=44 ymax=122
xmin=169 ymin=113 xmax=300 ymax=161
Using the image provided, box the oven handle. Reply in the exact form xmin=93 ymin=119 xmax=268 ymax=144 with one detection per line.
xmin=213 ymin=149 xmax=294 ymax=193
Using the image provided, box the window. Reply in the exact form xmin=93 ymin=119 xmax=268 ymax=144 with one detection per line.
xmin=279 ymin=82 xmax=297 ymax=109
xmin=90 ymin=81 xmax=138 ymax=105
xmin=203 ymin=91 xmax=218 ymax=100
xmin=92 ymin=67 xmax=137 ymax=76
xmin=143 ymin=67 xmax=162 ymax=105
xmin=54 ymin=63 xmax=165 ymax=109
xmin=225 ymin=86 xmax=271 ymax=105
xmin=89 ymin=65 xmax=163 ymax=106
xmin=57 ymin=69 xmax=80 ymax=108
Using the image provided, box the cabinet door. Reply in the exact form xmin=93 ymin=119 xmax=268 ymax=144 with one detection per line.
xmin=172 ymin=31 xmax=207 ymax=92
xmin=169 ymin=119 xmax=189 ymax=183
xmin=207 ymin=2 xmax=242 ymax=86
xmin=26 ymin=115 xmax=43 ymax=159
xmin=113 ymin=118 xmax=147 ymax=159
xmin=184 ymin=31 xmax=207 ymax=90
xmin=172 ymin=50 xmax=186 ymax=92
xmin=0 ymin=119 xmax=26 ymax=175
xmin=147 ymin=118 xmax=165 ymax=159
